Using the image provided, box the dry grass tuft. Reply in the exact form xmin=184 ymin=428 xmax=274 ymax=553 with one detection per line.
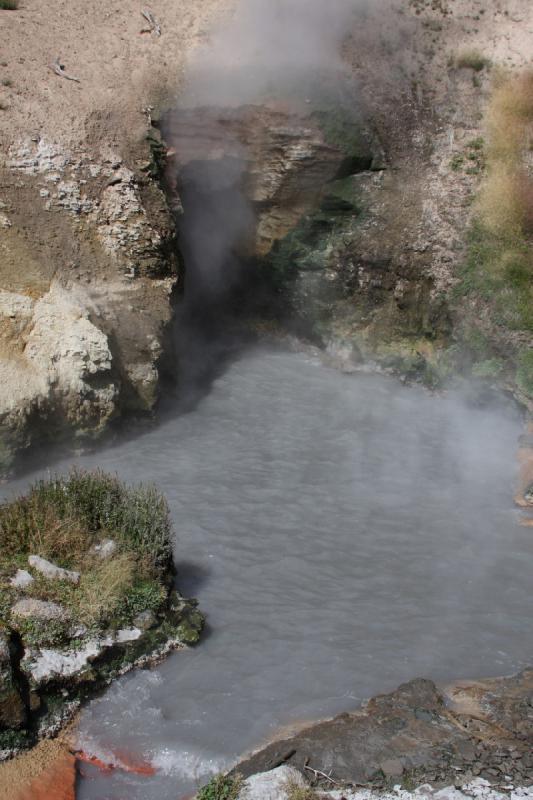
xmin=477 ymin=71 xmax=533 ymax=240
xmin=283 ymin=780 xmax=321 ymax=800
xmin=485 ymin=71 xmax=533 ymax=163
xmin=477 ymin=165 xmax=529 ymax=237
xmin=76 ymin=553 xmax=137 ymax=625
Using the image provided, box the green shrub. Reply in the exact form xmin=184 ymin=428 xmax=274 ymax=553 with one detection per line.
xmin=118 ymin=578 xmax=167 ymax=619
xmin=0 ymin=469 xmax=173 ymax=569
xmin=197 ymin=774 xmax=242 ymax=800
xmin=0 ymin=1 xmax=18 ymax=9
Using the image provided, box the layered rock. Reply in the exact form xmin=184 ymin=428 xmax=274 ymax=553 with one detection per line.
xmin=0 ymin=0 xmax=228 ymax=473
xmin=233 ymin=670 xmax=533 ymax=791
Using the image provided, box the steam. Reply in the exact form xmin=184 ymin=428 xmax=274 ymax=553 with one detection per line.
xmin=162 ymin=0 xmax=392 ymax=401
xmin=180 ymin=0 xmax=374 ymax=108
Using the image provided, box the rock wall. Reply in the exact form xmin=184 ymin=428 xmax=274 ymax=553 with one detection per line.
xmin=0 ymin=0 xmax=228 ymax=472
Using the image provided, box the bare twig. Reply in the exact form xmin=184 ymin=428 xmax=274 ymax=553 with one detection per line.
xmin=141 ymin=8 xmax=161 ymax=36
xmin=304 ymin=765 xmax=342 ymax=787
xmin=49 ymin=57 xmax=80 ymax=83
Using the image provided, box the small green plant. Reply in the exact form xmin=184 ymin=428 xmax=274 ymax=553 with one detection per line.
xmin=0 ymin=0 xmax=18 ymax=9
xmin=454 ymin=49 xmax=491 ymax=72
xmin=197 ymin=774 xmax=243 ymax=800
xmin=450 ymin=154 xmax=464 ymax=171
xmin=1 ymin=78 xmax=12 ymax=87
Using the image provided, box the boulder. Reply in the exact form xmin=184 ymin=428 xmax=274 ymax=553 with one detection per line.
xmin=9 ymin=569 xmax=34 ymax=589
xmin=133 ymin=610 xmax=157 ymax=631
xmin=11 ymin=599 xmax=67 ymax=621
xmin=238 ymin=766 xmax=307 ymax=800
xmin=28 ymin=555 xmax=80 ymax=584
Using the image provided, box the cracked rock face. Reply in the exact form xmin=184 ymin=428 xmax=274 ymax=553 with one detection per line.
xmin=0 ymin=134 xmax=178 ymax=471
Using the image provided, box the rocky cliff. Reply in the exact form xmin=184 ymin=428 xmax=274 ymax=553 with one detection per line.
xmin=0 ymin=0 xmax=227 ymax=471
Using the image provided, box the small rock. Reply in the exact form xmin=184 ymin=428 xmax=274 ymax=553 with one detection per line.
xmin=91 ymin=538 xmax=117 ymax=559
xmin=115 ymin=627 xmax=142 ymax=643
xmin=28 ymin=555 xmax=80 ymax=584
xmin=455 ymin=741 xmax=476 ymax=761
xmin=9 ymin=569 xmax=34 ymax=589
xmin=11 ymin=598 xmax=67 ymax=620
xmin=380 ymin=758 xmax=404 ymax=778
xmin=133 ymin=610 xmax=157 ymax=631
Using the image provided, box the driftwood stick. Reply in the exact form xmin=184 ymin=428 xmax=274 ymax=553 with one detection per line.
xmin=304 ymin=765 xmax=342 ymax=787
xmin=49 ymin=57 xmax=80 ymax=83
xmin=141 ymin=8 xmax=161 ymax=36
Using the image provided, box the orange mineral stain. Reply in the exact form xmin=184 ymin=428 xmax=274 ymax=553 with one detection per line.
xmin=11 ymin=751 xmax=77 ymax=800
xmin=76 ymin=748 xmax=156 ymax=776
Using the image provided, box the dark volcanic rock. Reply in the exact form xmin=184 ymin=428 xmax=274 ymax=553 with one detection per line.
xmin=233 ymin=670 xmax=533 ymax=789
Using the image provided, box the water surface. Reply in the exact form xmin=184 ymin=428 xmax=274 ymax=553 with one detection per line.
xmin=4 ymin=348 xmax=532 ymax=799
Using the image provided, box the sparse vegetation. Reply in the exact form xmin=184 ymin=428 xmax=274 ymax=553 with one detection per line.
xmin=0 ymin=0 xmax=18 ymax=9
xmin=283 ymin=779 xmax=321 ymax=800
xmin=454 ymin=49 xmax=491 ymax=72
xmin=0 ymin=469 xmax=174 ymax=638
xmin=197 ymin=774 xmax=243 ymax=800
xmin=457 ymin=70 xmax=533 ymax=394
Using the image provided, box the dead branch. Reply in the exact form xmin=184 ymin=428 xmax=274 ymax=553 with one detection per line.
xmin=304 ymin=765 xmax=342 ymax=787
xmin=49 ymin=57 xmax=80 ymax=83
xmin=141 ymin=8 xmax=161 ymax=36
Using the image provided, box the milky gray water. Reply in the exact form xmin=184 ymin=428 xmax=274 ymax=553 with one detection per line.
xmin=4 ymin=347 xmax=533 ymax=799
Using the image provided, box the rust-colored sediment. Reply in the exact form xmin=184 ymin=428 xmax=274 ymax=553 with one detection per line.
xmin=76 ymin=748 xmax=156 ymax=776
xmin=0 ymin=737 xmax=76 ymax=800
